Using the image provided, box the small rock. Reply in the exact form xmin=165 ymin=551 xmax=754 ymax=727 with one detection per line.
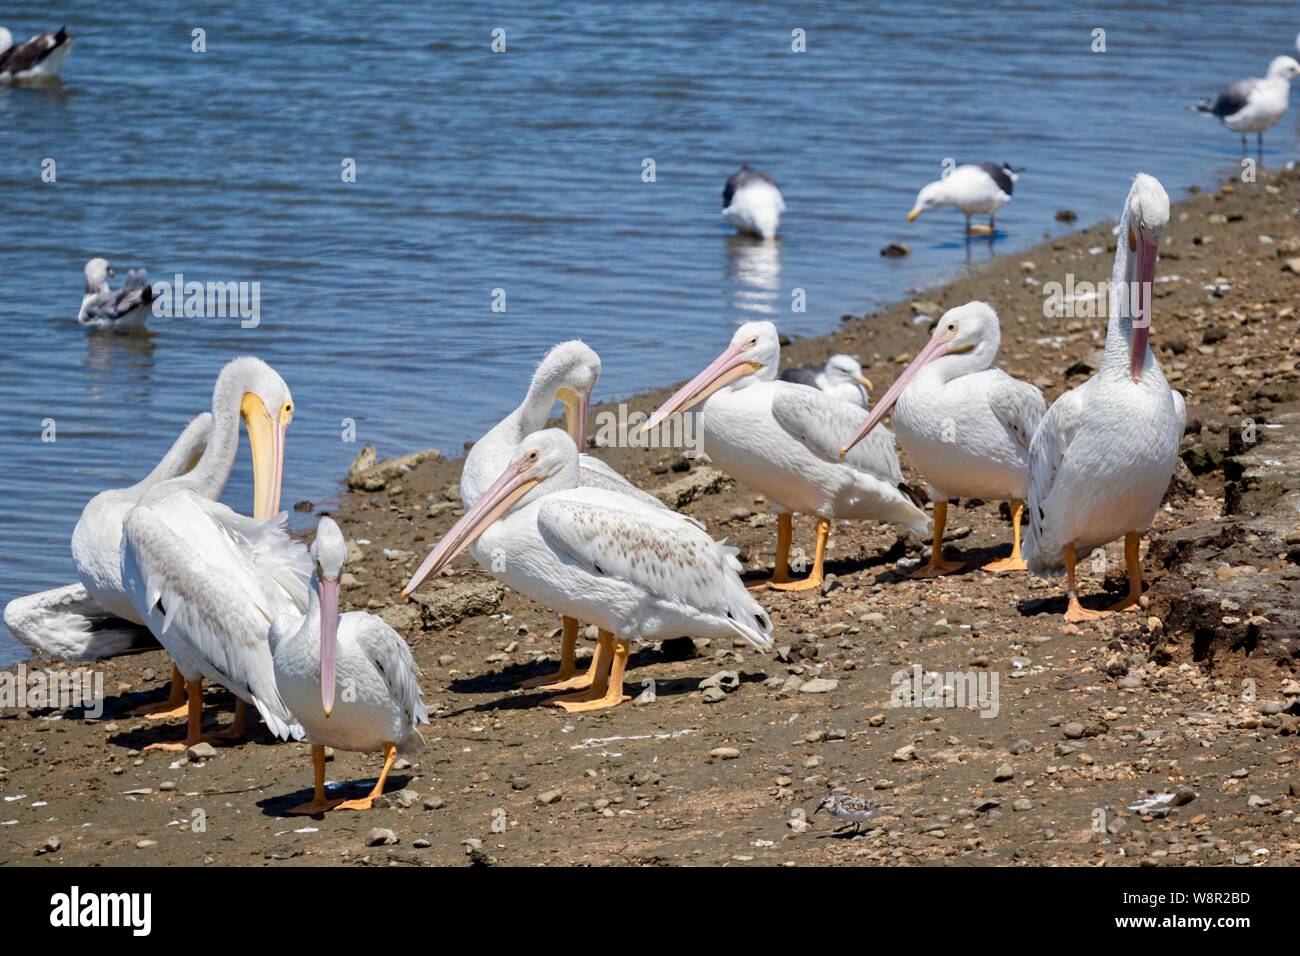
xmin=799 ymin=678 xmax=839 ymax=695
xmin=994 ymin=763 xmax=1015 ymax=782
xmin=365 ymin=827 xmax=398 ymax=847
xmin=536 ymin=790 xmax=563 ymax=806
xmin=187 ymin=742 xmax=218 ymax=761
xmin=710 ymin=747 xmax=741 ymax=760
xmin=1062 ymin=722 xmax=1086 ymax=740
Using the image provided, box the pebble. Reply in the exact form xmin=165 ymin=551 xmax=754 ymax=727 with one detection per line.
xmin=423 ymin=796 xmax=447 ymax=811
xmin=365 ymin=827 xmax=398 ymax=847
xmin=799 ymin=678 xmax=839 ymax=695
xmin=536 ymin=790 xmax=563 ymax=806
xmin=135 ymin=840 xmax=157 ymax=849
xmin=1012 ymin=798 xmax=1034 ymax=812
xmin=412 ymin=838 xmax=431 ymax=849
xmin=892 ymin=744 xmax=917 ymax=762
xmin=994 ymin=763 xmax=1015 ymax=782
xmin=710 ymin=747 xmax=741 ymax=760
xmin=37 ymin=836 xmax=61 ymax=856
xmin=1062 ymin=722 xmax=1086 ymax=740
xmin=187 ymin=742 xmax=217 ymax=761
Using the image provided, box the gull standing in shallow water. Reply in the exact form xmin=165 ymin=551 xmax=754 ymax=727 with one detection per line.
xmin=722 ymin=164 xmax=785 ymax=240
xmin=460 ymin=340 xmax=679 ymax=692
xmin=779 ymin=354 xmax=873 ymax=409
xmin=273 ymin=517 xmax=427 ymax=814
xmin=78 ymin=258 xmax=154 ymax=331
xmin=643 ymin=321 xmax=928 ymax=592
xmin=1023 ymin=174 xmax=1186 ymax=622
xmin=838 ymin=302 xmax=1045 ymax=576
xmin=405 ymin=430 xmax=773 ymax=713
xmin=908 ymin=163 xmax=1019 ymax=237
xmin=1195 ymin=56 xmax=1300 ymax=155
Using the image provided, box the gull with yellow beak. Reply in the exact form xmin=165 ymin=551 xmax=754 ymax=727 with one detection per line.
xmin=121 ymin=357 xmax=308 ymax=750
xmin=779 ymin=353 xmax=874 ymax=409
xmin=1023 ymin=174 xmax=1185 ymax=622
xmin=273 ymin=517 xmax=427 ymax=815
xmin=907 ymin=162 xmax=1019 ymax=237
xmin=642 ymin=321 xmax=928 ymax=592
xmin=458 ymin=340 xmax=680 ymax=692
xmin=837 ymin=302 xmax=1045 ymax=577
xmin=405 ymin=430 xmax=773 ymax=713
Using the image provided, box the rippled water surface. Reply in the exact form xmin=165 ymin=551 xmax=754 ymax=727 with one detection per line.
xmin=3 ymin=1 xmax=1298 ymax=663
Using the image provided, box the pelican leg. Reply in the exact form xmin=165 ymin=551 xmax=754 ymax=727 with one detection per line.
xmin=143 ymin=680 xmax=207 ymax=752
xmin=982 ymin=499 xmax=1029 ymax=573
xmin=747 ymin=513 xmax=792 ymax=590
xmin=912 ymin=501 xmax=964 ymax=578
xmin=546 ymin=630 xmax=631 ymax=712
xmin=131 ymin=663 xmax=189 ymax=719
xmin=1106 ymin=532 xmax=1143 ymax=613
xmin=520 ymin=616 xmax=595 ymax=690
xmin=287 ymin=744 xmax=346 ymax=815
xmin=1063 ymin=543 xmax=1109 ymax=622
xmin=336 ymin=742 xmax=399 ymax=812
xmin=771 ymin=516 xmax=830 ymax=591
xmin=209 ymin=698 xmax=248 ymax=742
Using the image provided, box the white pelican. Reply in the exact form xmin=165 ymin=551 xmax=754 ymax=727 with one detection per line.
xmin=722 ymin=164 xmax=785 ymax=240
xmin=1023 ymin=174 xmax=1185 ymax=622
xmin=839 ymin=302 xmax=1045 ymax=576
xmin=0 ymin=25 xmax=72 ymax=82
xmin=3 ymin=414 xmax=212 ymax=665
xmin=461 ymin=340 xmax=679 ymax=691
xmin=1195 ymin=56 xmax=1300 ymax=154
xmin=121 ymin=356 xmax=308 ymax=749
xmin=78 ymin=259 xmax=154 ymax=331
xmin=643 ymin=321 xmax=928 ymax=592
xmin=405 ymin=430 xmax=773 ymax=712
xmin=907 ymin=163 xmax=1019 ymax=236
xmin=273 ymin=517 xmax=427 ymax=814
xmin=779 ymin=354 xmax=873 ymax=409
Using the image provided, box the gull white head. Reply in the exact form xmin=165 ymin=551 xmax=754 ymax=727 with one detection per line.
xmin=217 ymin=356 xmax=295 ymax=519
xmin=841 ymin=301 xmax=1001 ymax=455
xmin=532 ymin=340 xmax=601 ymax=449
xmin=907 ymin=179 xmax=950 ymax=222
xmin=1119 ymin=174 xmax=1169 ymax=383
xmin=84 ymin=257 xmax=113 ymax=293
xmin=641 ymin=321 xmax=779 ymax=432
xmin=311 ymin=516 xmax=347 ymax=718
xmin=403 ymin=429 xmax=579 ymax=598
xmin=824 ymin=354 xmax=872 ymax=393
xmin=1266 ymin=55 xmax=1300 ymax=81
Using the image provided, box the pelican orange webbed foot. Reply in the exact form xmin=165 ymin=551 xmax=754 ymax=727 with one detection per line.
xmin=1106 ymin=532 xmax=1144 ymax=613
xmin=130 ymin=665 xmax=189 ymax=718
xmin=519 ymin=617 xmax=596 ymax=690
xmin=334 ymin=743 xmax=399 ymax=812
xmin=770 ymin=516 xmax=829 ymax=592
xmin=910 ymin=502 xmax=964 ymax=578
xmin=287 ymin=745 xmax=349 ymax=815
xmin=982 ymin=499 xmax=1029 ymax=573
xmin=746 ymin=513 xmax=793 ymax=590
xmin=544 ymin=631 xmax=631 ymax=712
xmin=1065 ymin=598 xmax=1111 ymax=623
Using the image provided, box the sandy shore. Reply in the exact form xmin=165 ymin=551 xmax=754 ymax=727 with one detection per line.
xmin=3 ymin=170 xmax=1299 ymax=867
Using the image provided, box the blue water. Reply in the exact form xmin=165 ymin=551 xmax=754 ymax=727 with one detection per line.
xmin=2 ymin=1 xmax=1298 ymax=664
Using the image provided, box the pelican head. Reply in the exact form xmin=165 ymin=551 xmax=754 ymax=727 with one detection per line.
xmin=1266 ymin=55 xmax=1300 ymax=81
xmin=84 ymin=257 xmax=113 ymax=293
xmin=840 ymin=301 xmax=1000 ymax=456
xmin=824 ymin=354 xmax=872 ymax=394
xmin=312 ymin=516 xmax=347 ymax=718
xmin=641 ymin=321 xmax=778 ymax=433
xmin=1122 ymin=174 xmax=1169 ymax=383
xmin=219 ymin=356 xmax=294 ymax=519
xmin=535 ymin=340 xmax=600 ymax=450
xmin=403 ymin=429 xmax=578 ymax=599
xmin=907 ymin=180 xmax=947 ymax=222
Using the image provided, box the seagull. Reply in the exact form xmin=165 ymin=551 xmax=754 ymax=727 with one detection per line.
xmin=1195 ymin=56 xmax=1300 ymax=155
xmin=779 ymin=354 xmax=873 ymax=409
xmin=839 ymin=302 xmax=1045 ymax=576
xmin=78 ymin=258 xmax=154 ymax=331
xmin=908 ymin=163 xmax=1020 ymax=236
xmin=722 ymin=164 xmax=785 ymax=240
xmin=814 ymin=793 xmax=878 ymax=834
xmin=0 ymin=25 xmax=73 ymax=82
xmin=1023 ymin=175 xmax=1185 ymax=622
xmin=273 ymin=517 xmax=428 ymax=814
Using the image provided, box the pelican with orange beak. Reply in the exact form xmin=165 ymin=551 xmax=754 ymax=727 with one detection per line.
xmin=273 ymin=517 xmax=427 ymax=814
xmin=837 ymin=302 xmax=1045 ymax=577
xmin=641 ymin=321 xmax=928 ymax=592
xmin=405 ymin=430 xmax=773 ymax=713
xmin=1023 ymin=174 xmax=1186 ymax=622
xmin=121 ymin=357 xmax=309 ymax=749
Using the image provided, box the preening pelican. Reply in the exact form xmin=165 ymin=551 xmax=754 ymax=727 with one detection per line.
xmin=1195 ymin=57 xmax=1300 ymax=155
xmin=1023 ymin=174 xmax=1185 ymax=622
xmin=779 ymin=354 xmax=873 ymax=409
xmin=840 ymin=302 xmax=1045 ymax=576
xmin=78 ymin=259 xmax=154 ymax=331
xmin=0 ymin=25 xmax=73 ymax=82
xmin=406 ymin=430 xmax=773 ymax=712
xmin=4 ymin=413 xmax=213 ymax=665
xmin=461 ymin=340 xmax=680 ymax=691
xmin=908 ymin=163 xmax=1019 ymax=236
xmin=273 ymin=517 xmax=427 ymax=814
xmin=122 ymin=357 xmax=308 ymax=749
xmin=643 ymin=321 xmax=928 ymax=592
xmin=722 ymin=164 xmax=785 ymax=240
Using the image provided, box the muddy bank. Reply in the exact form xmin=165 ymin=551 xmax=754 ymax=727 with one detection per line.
xmin=3 ymin=170 xmax=1299 ymax=867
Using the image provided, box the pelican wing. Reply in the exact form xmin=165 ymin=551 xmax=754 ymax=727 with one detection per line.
xmin=1025 ymin=387 xmax=1086 ymax=541
xmin=121 ymin=493 xmax=308 ymax=739
xmin=988 ymin=374 xmax=1047 ymax=452
xmin=537 ymin=495 xmax=772 ymax=650
xmin=3 ymin=583 xmax=158 ymax=661
xmin=579 ymin=454 xmax=667 ymax=510
xmin=353 ymin=614 xmax=428 ymax=740
xmin=769 ymin=384 xmax=903 ymax=485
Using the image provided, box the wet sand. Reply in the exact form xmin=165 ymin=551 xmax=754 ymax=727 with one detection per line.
xmin=3 ymin=170 xmax=1299 ymax=867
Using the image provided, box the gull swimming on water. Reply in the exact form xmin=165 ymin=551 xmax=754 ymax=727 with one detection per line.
xmin=78 ymin=258 xmax=155 ymax=331
xmin=0 ymin=25 xmax=73 ymax=82
xmin=722 ymin=164 xmax=785 ymax=240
